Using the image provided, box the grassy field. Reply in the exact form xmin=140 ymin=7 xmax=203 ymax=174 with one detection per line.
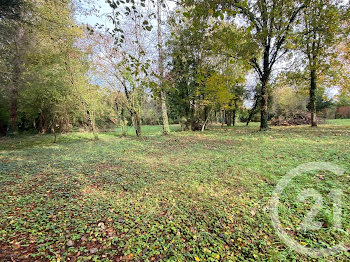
xmin=0 ymin=120 xmax=349 ymax=261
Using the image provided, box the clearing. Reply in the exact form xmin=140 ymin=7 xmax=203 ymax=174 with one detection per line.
xmin=0 ymin=121 xmax=349 ymax=261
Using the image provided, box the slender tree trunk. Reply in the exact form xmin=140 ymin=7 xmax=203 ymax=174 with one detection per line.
xmin=232 ymin=99 xmax=237 ymax=127
xmin=310 ymin=69 xmax=317 ymax=127
xmin=226 ymin=110 xmax=232 ymax=126
xmin=10 ymin=88 xmax=18 ymax=133
xmin=51 ymin=127 xmax=57 ymax=143
xmin=88 ymin=110 xmax=99 ymax=140
xmin=221 ymin=110 xmax=224 ymax=128
xmin=120 ymin=108 xmax=127 ymax=136
xmin=39 ymin=114 xmax=44 ymax=133
xmin=157 ymin=0 xmax=170 ymax=135
xmin=232 ymin=109 xmax=236 ymax=127
xmin=133 ymin=111 xmax=142 ymax=137
xmin=128 ymin=86 xmax=142 ymax=137
xmin=201 ymin=109 xmax=211 ymax=132
xmin=160 ymin=91 xmax=170 ymax=134
xmin=9 ymin=25 xmax=24 ymax=133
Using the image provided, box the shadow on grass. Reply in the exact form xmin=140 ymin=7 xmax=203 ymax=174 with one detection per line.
xmin=1 ymin=121 xmax=349 ymax=151
xmin=0 ymin=132 xmax=98 ymax=151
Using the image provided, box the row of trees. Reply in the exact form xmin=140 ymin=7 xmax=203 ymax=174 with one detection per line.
xmin=177 ymin=0 xmax=349 ymax=129
xmin=0 ymin=0 xmax=116 ymax=139
xmin=0 ymin=0 xmax=349 ymax=138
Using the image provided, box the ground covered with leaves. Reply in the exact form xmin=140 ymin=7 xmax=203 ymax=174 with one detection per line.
xmin=0 ymin=121 xmax=349 ymax=261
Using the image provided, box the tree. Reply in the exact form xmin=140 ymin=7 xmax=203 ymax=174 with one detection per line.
xmin=333 ymin=11 xmax=350 ymax=108
xmin=297 ymin=0 xmax=343 ymax=127
xmin=0 ymin=0 xmax=111 ymax=140
xmin=168 ymin=8 xmax=249 ymax=130
xmin=105 ymin=0 xmax=159 ymax=137
xmin=21 ymin=1 xmax=86 ymax=136
xmin=157 ymin=0 xmax=171 ymax=135
xmin=89 ymin=28 xmax=150 ymax=137
xmin=0 ymin=0 xmax=28 ymax=133
xmin=183 ymin=0 xmax=308 ymax=130
xmin=167 ymin=7 xmax=212 ymax=130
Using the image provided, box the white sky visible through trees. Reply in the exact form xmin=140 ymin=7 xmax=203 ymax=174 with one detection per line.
xmin=75 ymin=0 xmax=344 ymax=104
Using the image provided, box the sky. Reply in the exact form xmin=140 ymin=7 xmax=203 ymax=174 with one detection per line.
xmin=76 ymin=0 xmax=177 ymax=29
xmin=75 ymin=0 xmax=343 ymax=101
xmin=75 ymin=0 xmax=112 ymax=28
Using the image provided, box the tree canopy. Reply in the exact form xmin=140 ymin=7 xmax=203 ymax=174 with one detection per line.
xmin=0 ymin=0 xmax=349 ymax=137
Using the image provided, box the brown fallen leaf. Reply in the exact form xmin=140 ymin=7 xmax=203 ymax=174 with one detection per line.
xmin=250 ymin=209 xmax=257 ymax=216
xmin=13 ymin=242 xmax=21 ymax=250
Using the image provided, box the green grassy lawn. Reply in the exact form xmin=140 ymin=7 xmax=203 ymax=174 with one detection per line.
xmin=0 ymin=121 xmax=349 ymax=261
xmin=113 ymin=125 xmax=183 ymax=137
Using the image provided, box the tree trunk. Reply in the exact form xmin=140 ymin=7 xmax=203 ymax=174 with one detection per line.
xmin=201 ymin=108 xmax=211 ymax=132
xmin=39 ymin=113 xmax=47 ymax=134
xmin=160 ymin=91 xmax=170 ymax=135
xmin=157 ymin=0 xmax=170 ymax=135
xmin=226 ymin=110 xmax=232 ymax=126
xmin=128 ymin=86 xmax=142 ymax=137
xmin=120 ymin=108 xmax=127 ymax=136
xmin=9 ymin=25 xmax=24 ymax=133
xmin=88 ymin=110 xmax=99 ymax=140
xmin=260 ymin=81 xmax=269 ymax=130
xmin=232 ymin=109 xmax=236 ymax=127
xmin=51 ymin=127 xmax=57 ymax=143
xmin=133 ymin=111 xmax=142 ymax=137
xmin=259 ymin=44 xmax=271 ymax=131
xmin=10 ymin=88 xmax=18 ymax=133
xmin=221 ymin=110 xmax=224 ymax=128
xmin=310 ymin=69 xmax=317 ymax=127
xmin=201 ymin=115 xmax=210 ymax=132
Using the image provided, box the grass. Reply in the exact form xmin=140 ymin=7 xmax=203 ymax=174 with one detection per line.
xmin=0 ymin=120 xmax=349 ymax=261
xmin=113 ymin=125 xmax=183 ymax=137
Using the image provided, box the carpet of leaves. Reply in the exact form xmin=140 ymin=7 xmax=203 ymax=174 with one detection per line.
xmin=0 ymin=121 xmax=349 ymax=261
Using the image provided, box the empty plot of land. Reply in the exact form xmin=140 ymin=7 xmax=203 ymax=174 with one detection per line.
xmin=0 ymin=121 xmax=349 ymax=261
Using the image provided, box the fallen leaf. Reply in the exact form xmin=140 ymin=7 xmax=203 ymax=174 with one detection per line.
xmin=89 ymin=247 xmax=98 ymax=254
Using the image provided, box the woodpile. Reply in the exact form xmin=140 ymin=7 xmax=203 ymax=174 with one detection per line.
xmin=271 ymin=112 xmax=323 ymax=126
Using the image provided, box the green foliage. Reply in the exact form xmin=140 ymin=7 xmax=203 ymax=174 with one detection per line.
xmin=272 ymin=84 xmax=308 ymax=117
xmin=336 ymin=90 xmax=350 ymax=107
xmin=182 ymin=0 xmax=312 ymax=129
xmin=0 ymin=0 xmax=25 ymax=19
xmin=296 ymin=0 xmax=343 ymax=73
xmin=0 ymin=88 xmax=10 ymax=135
xmin=0 ymin=0 xmax=114 ymax=136
xmin=167 ymin=9 xmax=250 ymax=129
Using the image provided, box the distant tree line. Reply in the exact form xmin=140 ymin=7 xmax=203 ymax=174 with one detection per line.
xmin=0 ymin=0 xmax=349 ymax=138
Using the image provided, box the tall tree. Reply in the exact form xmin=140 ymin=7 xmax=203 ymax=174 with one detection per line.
xmin=297 ymin=0 xmax=343 ymax=127
xmin=157 ymin=0 xmax=171 ymax=135
xmin=0 ymin=0 xmax=27 ymax=133
xmin=183 ymin=0 xmax=308 ymax=130
xmin=106 ymin=0 xmax=157 ymax=137
xmin=168 ymin=8 xmax=249 ymax=130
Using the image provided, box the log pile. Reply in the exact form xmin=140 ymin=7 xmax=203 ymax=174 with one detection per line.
xmin=271 ymin=112 xmax=323 ymax=126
